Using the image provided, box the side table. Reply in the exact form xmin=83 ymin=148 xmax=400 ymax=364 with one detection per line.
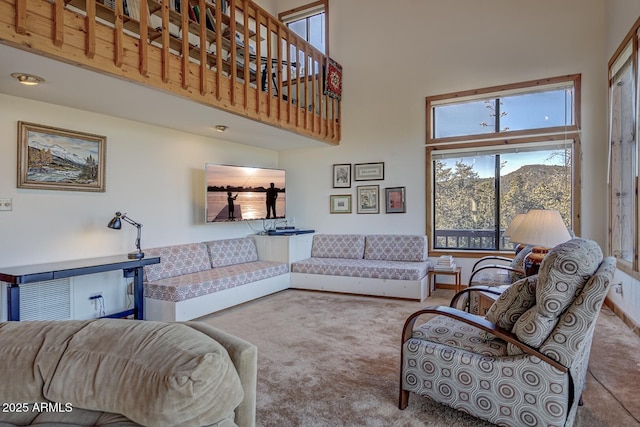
xmin=428 ymin=267 xmax=462 ymax=294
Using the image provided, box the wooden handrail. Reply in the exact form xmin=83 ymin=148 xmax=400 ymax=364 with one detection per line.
xmin=0 ymin=0 xmax=341 ymax=145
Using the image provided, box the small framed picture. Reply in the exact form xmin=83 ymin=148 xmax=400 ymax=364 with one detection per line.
xmin=357 ymin=185 xmax=379 ymax=214
xmin=354 ymin=162 xmax=384 ymax=181
xmin=333 ymin=164 xmax=351 ymax=188
xmin=385 ymin=187 xmax=406 ymax=213
xmin=330 ymin=194 xmax=352 ymax=213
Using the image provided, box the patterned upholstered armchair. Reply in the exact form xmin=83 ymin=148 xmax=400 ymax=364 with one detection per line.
xmin=399 ymin=238 xmax=616 ymax=427
xmin=457 ymin=245 xmax=532 ymax=314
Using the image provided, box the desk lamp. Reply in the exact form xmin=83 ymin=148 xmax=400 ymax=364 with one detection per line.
xmin=508 ymin=209 xmax=571 ymax=276
xmin=107 ymin=211 xmax=144 ymax=259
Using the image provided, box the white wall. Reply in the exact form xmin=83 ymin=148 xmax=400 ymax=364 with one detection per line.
xmin=280 ymin=0 xmax=609 ymax=245
xmin=0 ymin=94 xmax=280 ymax=319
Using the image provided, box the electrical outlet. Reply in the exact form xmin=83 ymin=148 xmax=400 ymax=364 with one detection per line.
xmin=0 ymin=198 xmax=12 ymax=211
xmin=89 ymin=293 xmax=102 ymax=309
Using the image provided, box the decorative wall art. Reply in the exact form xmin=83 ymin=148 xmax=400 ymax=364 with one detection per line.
xmin=357 ymin=185 xmax=379 ymax=214
xmin=330 ymin=194 xmax=352 ymax=214
xmin=385 ymin=187 xmax=406 ymax=213
xmin=354 ymin=162 xmax=384 ymax=181
xmin=17 ymin=121 xmax=106 ymax=192
xmin=332 ymin=163 xmax=351 ymax=188
xmin=324 ymin=57 xmax=343 ymax=101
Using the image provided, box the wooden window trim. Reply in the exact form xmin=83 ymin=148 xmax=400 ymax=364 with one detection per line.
xmin=426 ymin=76 xmax=581 ymax=257
xmin=608 ymin=16 xmax=640 ymax=279
xmin=278 ymin=0 xmax=328 ymax=56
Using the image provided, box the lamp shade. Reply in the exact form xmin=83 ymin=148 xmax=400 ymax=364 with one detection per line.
xmin=503 ymin=213 xmax=526 ymax=237
xmin=508 ymin=209 xmax=571 ymax=248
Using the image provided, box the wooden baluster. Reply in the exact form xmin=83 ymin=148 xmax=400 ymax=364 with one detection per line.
xmin=114 ymin=0 xmax=124 ymax=67
xmin=15 ymin=0 xmax=26 ymax=34
xmin=294 ymin=39 xmax=301 ymax=127
xmin=266 ymin=17 xmax=273 ymax=117
xmin=276 ymin=26 xmax=283 ymax=122
xmin=229 ymin=0 xmax=236 ymax=105
xmin=198 ymin=0 xmax=206 ymax=94
xmin=311 ymin=54 xmax=317 ymax=134
xmin=255 ymin=11 xmax=262 ymax=115
xmin=53 ymin=0 xmax=64 ymax=47
xmin=160 ymin=0 xmax=169 ymax=82
xmin=242 ymin=0 xmax=249 ymax=109
xmin=180 ymin=0 xmax=189 ymax=89
xmin=85 ymin=0 xmax=96 ymax=58
xmin=139 ymin=0 xmax=148 ymax=75
xmin=214 ymin=0 xmax=222 ymax=100
xmin=286 ymin=36 xmax=292 ymax=124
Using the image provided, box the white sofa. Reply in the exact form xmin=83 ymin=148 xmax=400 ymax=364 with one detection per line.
xmin=143 ymin=237 xmax=289 ymax=321
xmin=290 ymin=234 xmax=431 ymax=301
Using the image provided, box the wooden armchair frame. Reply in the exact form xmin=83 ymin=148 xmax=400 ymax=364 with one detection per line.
xmin=398 ymin=286 xmax=568 ymax=410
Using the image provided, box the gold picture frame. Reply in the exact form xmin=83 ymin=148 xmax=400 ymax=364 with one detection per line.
xmin=17 ymin=121 xmax=106 ymax=192
xmin=330 ymin=194 xmax=352 ymax=213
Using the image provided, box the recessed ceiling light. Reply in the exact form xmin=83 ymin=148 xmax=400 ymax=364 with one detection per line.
xmin=213 ymin=125 xmax=228 ymax=132
xmin=11 ymin=73 xmax=45 ymax=86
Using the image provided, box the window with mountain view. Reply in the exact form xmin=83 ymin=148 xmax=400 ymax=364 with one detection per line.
xmin=427 ymin=75 xmax=580 ymax=252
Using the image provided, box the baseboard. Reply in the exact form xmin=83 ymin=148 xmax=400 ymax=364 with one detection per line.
xmin=603 ymin=296 xmax=640 ymax=338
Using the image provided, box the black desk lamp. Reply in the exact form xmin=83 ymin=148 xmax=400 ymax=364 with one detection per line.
xmin=107 ymin=211 xmax=144 ymax=259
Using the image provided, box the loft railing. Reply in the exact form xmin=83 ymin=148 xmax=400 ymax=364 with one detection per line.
xmin=0 ymin=0 xmax=341 ymax=145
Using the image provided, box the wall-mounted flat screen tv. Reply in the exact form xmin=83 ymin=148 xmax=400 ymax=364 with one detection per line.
xmin=206 ymin=163 xmax=286 ymax=223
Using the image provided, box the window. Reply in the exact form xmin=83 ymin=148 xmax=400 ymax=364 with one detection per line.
xmin=279 ymin=0 xmax=327 ymax=54
xmin=608 ymin=19 xmax=640 ymax=275
xmin=427 ymin=75 xmax=581 ymax=253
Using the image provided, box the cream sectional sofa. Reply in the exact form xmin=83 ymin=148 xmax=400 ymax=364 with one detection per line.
xmin=0 ymin=318 xmax=257 ymax=427
xmin=143 ymin=237 xmax=289 ymax=321
xmin=290 ymin=234 xmax=431 ymax=301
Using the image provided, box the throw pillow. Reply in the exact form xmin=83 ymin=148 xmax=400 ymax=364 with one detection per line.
xmin=482 ymin=276 xmax=537 ymax=340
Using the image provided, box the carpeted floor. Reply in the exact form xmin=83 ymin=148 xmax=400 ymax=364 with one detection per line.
xmin=200 ymin=289 xmax=640 ymax=427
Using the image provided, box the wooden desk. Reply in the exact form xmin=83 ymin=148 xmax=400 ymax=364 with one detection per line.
xmin=0 ymin=255 xmax=160 ymax=321
xmin=428 ymin=267 xmax=462 ymax=294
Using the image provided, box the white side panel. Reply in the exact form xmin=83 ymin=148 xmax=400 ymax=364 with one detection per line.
xmin=290 ymin=273 xmax=428 ymax=301
xmin=144 ymin=274 xmax=290 ymax=322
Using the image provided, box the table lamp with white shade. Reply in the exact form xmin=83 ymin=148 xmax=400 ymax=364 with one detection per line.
xmin=508 ymin=209 xmax=572 ymax=275
xmin=503 ymin=213 xmax=527 ymax=253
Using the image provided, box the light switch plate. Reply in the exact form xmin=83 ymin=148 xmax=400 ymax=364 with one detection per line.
xmin=0 ymin=198 xmax=12 ymax=211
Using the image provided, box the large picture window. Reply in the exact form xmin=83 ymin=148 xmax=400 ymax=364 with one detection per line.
xmin=427 ymin=75 xmax=581 ymax=254
xmin=608 ymin=19 xmax=640 ymax=275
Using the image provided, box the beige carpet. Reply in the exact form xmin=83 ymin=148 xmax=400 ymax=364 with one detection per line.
xmin=200 ymin=289 xmax=640 ymax=427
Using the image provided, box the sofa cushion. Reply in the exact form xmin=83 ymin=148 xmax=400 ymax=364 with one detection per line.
xmin=364 ymin=234 xmax=428 ymax=262
xmin=143 ymin=243 xmax=211 ymax=282
xmin=311 ymin=234 xmax=365 ymax=259
xmin=44 ymin=319 xmax=244 ymax=427
xmin=146 ymin=261 xmax=289 ymax=302
xmin=291 ymin=257 xmax=429 ymax=281
xmin=206 ymin=238 xmax=259 ymax=268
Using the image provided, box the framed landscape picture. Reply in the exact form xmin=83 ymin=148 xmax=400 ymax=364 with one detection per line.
xmin=333 ymin=164 xmax=351 ymax=188
xmin=385 ymin=186 xmax=406 ymax=213
xmin=330 ymin=194 xmax=352 ymax=213
xmin=354 ymin=162 xmax=384 ymax=181
xmin=357 ymin=185 xmax=379 ymax=214
xmin=17 ymin=121 xmax=106 ymax=192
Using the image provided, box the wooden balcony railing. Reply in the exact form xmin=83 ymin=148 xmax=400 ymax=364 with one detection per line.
xmin=434 ymin=229 xmax=515 ymax=251
xmin=0 ymin=0 xmax=341 ymax=145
